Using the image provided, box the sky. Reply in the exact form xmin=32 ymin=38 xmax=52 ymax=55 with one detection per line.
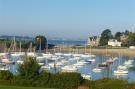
xmin=0 ymin=0 xmax=135 ymax=39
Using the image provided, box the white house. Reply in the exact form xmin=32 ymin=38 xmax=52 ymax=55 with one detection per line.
xmin=129 ymin=46 xmax=135 ymax=49
xmin=108 ymin=39 xmax=121 ymax=47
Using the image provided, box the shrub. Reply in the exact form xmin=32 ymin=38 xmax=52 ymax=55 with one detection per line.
xmin=0 ymin=70 xmax=13 ymax=80
xmin=49 ymin=72 xmax=82 ymax=89
xmin=93 ymin=78 xmax=128 ymax=89
xmin=17 ymin=57 xmax=41 ymax=80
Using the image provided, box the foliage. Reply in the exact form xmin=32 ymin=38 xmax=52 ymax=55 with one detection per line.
xmin=81 ymin=79 xmax=94 ymax=89
xmin=115 ymin=32 xmax=122 ymax=41
xmin=99 ymin=29 xmax=113 ymax=46
xmin=0 ymin=70 xmax=13 ymax=80
xmin=124 ymin=30 xmax=131 ymax=36
xmin=50 ymin=72 xmax=82 ymax=89
xmin=0 ymin=70 xmax=14 ymax=86
xmin=0 ymin=85 xmax=54 ymax=89
xmin=0 ymin=35 xmax=51 ymax=51
xmin=93 ymin=78 xmax=128 ymax=89
xmin=20 ymin=41 xmax=35 ymax=49
xmin=127 ymin=32 xmax=135 ymax=46
xmin=35 ymin=35 xmax=47 ymax=51
xmin=81 ymin=78 xmax=128 ymax=89
xmin=17 ymin=57 xmax=41 ymax=80
xmin=16 ymin=57 xmax=82 ymax=89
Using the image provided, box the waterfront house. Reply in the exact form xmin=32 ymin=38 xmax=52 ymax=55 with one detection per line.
xmin=87 ymin=36 xmax=100 ymax=46
xmin=108 ymin=39 xmax=121 ymax=47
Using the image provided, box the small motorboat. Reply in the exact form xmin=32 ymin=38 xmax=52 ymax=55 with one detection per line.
xmin=92 ymin=68 xmax=102 ymax=73
xmin=114 ymin=69 xmax=128 ymax=75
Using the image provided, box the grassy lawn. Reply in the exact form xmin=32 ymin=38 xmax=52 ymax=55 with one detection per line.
xmin=0 ymin=85 xmax=54 ymax=89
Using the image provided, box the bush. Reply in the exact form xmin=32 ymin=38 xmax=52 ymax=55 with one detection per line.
xmin=17 ymin=57 xmax=41 ymax=80
xmin=0 ymin=70 xmax=13 ymax=80
xmin=34 ymin=71 xmax=51 ymax=87
xmin=48 ymin=72 xmax=82 ymax=89
xmin=81 ymin=79 xmax=94 ymax=89
xmin=93 ymin=78 xmax=128 ymax=89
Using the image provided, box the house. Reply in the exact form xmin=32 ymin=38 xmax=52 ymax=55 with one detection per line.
xmin=108 ymin=39 xmax=121 ymax=47
xmin=87 ymin=36 xmax=100 ymax=46
xmin=129 ymin=46 xmax=135 ymax=49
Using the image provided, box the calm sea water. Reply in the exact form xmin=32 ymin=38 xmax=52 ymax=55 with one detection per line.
xmin=48 ymin=40 xmax=86 ymax=46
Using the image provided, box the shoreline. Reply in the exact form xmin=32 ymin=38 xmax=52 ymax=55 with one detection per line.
xmin=89 ymin=48 xmax=135 ymax=57
xmin=51 ymin=48 xmax=135 ymax=57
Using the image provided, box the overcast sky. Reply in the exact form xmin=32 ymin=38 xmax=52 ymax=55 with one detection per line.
xmin=0 ymin=0 xmax=135 ymax=39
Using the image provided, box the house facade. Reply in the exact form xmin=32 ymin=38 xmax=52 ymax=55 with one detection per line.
xmin=108 ymin=39 xmax=121 ymax=47
xmin=87 ymin=36 xmax=100 ymax=46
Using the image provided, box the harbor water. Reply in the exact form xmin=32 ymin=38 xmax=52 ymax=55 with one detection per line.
xmin=6 ymin=54 xmax=135 ymax=83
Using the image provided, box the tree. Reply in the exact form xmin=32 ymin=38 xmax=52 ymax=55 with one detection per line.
xmin=124 ymin=30 xmax=130 ymax=35
xmin=127 ymin=32 xmax=135 ymax=46
xmin=17 ymin=57 xmax=41 ymax=80
xmin=114 ymin=32 xmax=122 ymax=41
xmin=35 ymin=35 xmax=47 ymax=51
xmin=99 ymin=29 xmax=113 ymax=46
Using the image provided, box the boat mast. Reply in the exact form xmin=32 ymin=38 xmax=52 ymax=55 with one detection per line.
xmin=89 ymin=45 xmax=91 ymax=55
xmin=4 ymin=41 xmax=7 ymax=53
xmin=19 ymin=41 xmax=22 ymax=52
xmin=84 ymin=43 xmax=86 ymax=54
xmin=39 ymin=38 xmax=41 ymax=53
xmin=46 ymin=39 xmax=48 ymax=53
xmin=13 ymin=37 xmax=16 ymax=53
xmin=30 ymin=42 xmax=32 ymax=52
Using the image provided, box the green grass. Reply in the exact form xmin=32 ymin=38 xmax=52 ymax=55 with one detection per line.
xmin=0 ymin=85 xmax=54 ymax=89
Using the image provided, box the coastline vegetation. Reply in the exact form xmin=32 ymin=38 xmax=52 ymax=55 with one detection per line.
xmin=0 ymin=35 xmax=55 ymax=52
xmin=0 ymin=29 xmax=135 ymax=53
xmin=99 ymin=29 xmax=135 ymax=47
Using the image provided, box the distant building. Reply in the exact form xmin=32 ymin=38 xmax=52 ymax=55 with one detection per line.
xmin=108 ymin=39 xmax=121 ymax=47
xmin=87 ymin=36 xmax=100 ymax=46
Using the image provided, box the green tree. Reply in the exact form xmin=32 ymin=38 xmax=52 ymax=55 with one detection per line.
xmin=124 ymin=30 xmax=130 ymax=35
xmin=99 ymin=29 xmax=113 ymax=46
xmin=127 ymin=32 xmax=135 ymax=46
xmin=17 ymin=57 xmax=41 ymax=80
xmin=35 ymin=35 xmax=47 ymax=51
xmin=115 ymin=32 xmax=122 ymax=41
